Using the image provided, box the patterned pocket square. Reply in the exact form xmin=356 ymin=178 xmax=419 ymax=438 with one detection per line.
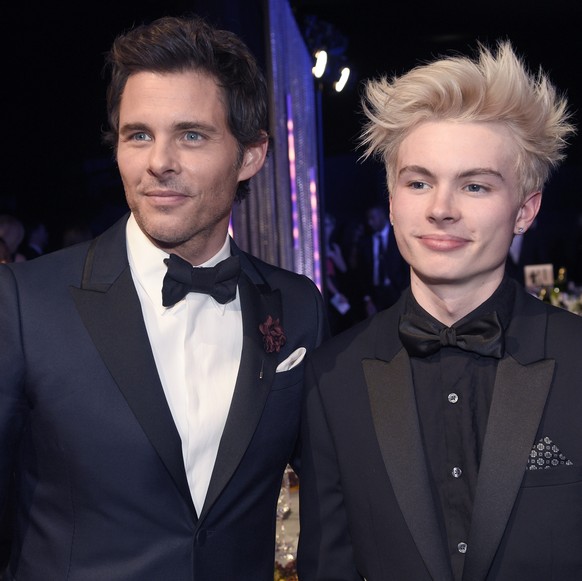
xmin=526 ymin=436 xmax=574 ymax=470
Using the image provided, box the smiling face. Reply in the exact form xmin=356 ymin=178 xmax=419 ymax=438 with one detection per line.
xmin=116 ymin=70 xmax=266 ymax=264
xmin=390 ymin=120 xmax=541 ymax=314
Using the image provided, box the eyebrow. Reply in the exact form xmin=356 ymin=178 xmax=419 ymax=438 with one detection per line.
xmin=118 ymin=122 xmax=147 ymax=135
xmin=173 ymin=120 xmax=220 ymax=135
xmin=118 ymin=120 xmax=220 ymax=135
xmin=399 ymin=164 xmax=505 ymax=181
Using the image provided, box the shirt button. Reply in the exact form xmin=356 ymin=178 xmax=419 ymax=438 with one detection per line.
xmin=452 ymin=466 xmax=462 ymax=478
xmin=458 ymin=542 xmax=467 ymax=554
xmin=448 ymin=393 xmax=458 ymax=403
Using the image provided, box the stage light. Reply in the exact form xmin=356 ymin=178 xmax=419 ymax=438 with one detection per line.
xmin=334 ymin=67 xmax=350 ymax=92
xmin=312 ymin=50 xmax=328 ymax=78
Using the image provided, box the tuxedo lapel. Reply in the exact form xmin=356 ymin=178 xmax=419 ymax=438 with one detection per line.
xmin=200 ymin=254 xmax=282 ymax=520
xmin=463 ymin=290 xmax=554 ymax=581
xmin=70 ymin=217 xmax=195 ymax=518
xmin=364 ymin=348 xmax=452 ymax=581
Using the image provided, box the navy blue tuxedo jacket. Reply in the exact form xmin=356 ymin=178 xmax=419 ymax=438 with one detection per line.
xmin=298 ymin=280 xmax=582 ymax=580
xmin=0 ymin=214 xmax=327 ymax=580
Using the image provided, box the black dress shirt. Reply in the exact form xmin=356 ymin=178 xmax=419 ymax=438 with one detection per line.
xmin=405 ymin=277 xmax=515 ymax=580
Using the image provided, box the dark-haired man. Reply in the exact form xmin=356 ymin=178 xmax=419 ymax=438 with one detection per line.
xmin=0 ymin=15 xmax=327 ymax=580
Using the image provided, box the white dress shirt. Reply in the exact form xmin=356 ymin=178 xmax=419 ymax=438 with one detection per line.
xmin=126 ymin=214 xmax=243 ymax=514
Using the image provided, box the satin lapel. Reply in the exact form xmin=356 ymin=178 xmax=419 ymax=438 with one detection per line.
xmin=199 ymin=270 xmax=281 ymax=519
xmin=462 ymin=355 xmax=554 ymax=581
xmin=70 ymin=220 xmax=195 ymax=517
xmin=363 ymin=349 xmax=452 ymax=581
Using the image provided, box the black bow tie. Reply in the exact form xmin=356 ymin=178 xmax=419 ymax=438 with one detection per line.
xmin=162 ymin=254 xmax=240 ymax=307
xmin=399 ymin=311 xmax=504 ymax=358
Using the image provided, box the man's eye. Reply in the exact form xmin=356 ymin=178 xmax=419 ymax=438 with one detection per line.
xmin=409 ymin=181 xmax=427 ymax=190
xmin=466 ymin=183 xmax=486 ymax=193
xmin=132 ymin=132 xmax=150 ymax=142
xmin=185 ymin=132 xmax=203 ymax=141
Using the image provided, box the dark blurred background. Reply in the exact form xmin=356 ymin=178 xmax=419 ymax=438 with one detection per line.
xmin=4 ymin=0 xmax=582 ymax=253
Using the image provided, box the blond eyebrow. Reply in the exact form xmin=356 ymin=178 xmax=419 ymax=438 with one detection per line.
xmin=457 ymin=168 xmax=505 ymax=181
xmin=398 ymin=165 xmax=434 ymax=178
xmin=399 ymin=165 xmax=504 ymax=181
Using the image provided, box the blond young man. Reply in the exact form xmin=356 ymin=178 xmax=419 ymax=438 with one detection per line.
xmin=298 ymin=42 xmax=582 ymax=581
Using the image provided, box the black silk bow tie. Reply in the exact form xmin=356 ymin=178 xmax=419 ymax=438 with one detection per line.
xmin=398 ymin=311 xmax=504 ymax=358
xmin=162 ymin=253 xmax=240 ymax=307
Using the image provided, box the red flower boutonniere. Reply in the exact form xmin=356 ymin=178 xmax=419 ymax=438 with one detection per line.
xmin=259 ymin=315 xmax=286 ymax=353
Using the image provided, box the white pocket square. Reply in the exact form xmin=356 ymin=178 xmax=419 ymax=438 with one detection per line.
xmin=276 ymin=347 xmax=306 ymax=372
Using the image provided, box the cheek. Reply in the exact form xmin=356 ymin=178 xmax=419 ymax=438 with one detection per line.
xmin=116 ymin=154 xmax=140 ymax=185
xmin=478 ymin=212 xmax=516 ymax=257
xmin=484 ymin=204 xmax=518 ymax=235
xmin=392 ymin=228 xmax=412 ymax=262
xmin=390 ymin=196 xmax=414 ymax=227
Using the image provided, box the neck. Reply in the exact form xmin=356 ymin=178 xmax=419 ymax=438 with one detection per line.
xmin=151 ymin=230 xmax=230 ymax=267
xmin=409 ymin=270 xmax=504 ymax=326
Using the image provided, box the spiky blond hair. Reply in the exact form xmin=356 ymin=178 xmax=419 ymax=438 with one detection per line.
xmin=360 ymin=41 xmax=575 ymax=202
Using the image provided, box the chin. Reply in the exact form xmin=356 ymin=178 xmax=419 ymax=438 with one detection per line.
xmin=141 ymin=226 xmax=187 ymax=249
xmin=153 ymin=228 xmax=192 ymax=246
xmin=136 ymin=212 xmax=183 ymax=238
xmin=414 ymin=267 xmax=464 ymax=285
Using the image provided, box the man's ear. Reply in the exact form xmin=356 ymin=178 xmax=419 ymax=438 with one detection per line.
xmin=238 ymin=137 xmax=268 ymax=182
xmin=515 ymin=191 xmax=542 ymax=233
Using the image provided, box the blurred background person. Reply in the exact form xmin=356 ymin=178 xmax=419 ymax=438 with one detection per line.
xmin=323 ymin=212 xmax=355 ymax=334
xmin=61 ymin=221 xmax=94 ymax=248
xmin=18 ymin=218 xmax=49 ymax=260
xmin=505 ymin=217 xmax=552 ymax=285
xmin=572 ymin=212 xmax=582 ymax=285
xmin=354 ymin=203 xmax=409 ymax=318
xmin=0 ymin=214 xmax=26 ymax=262
xmin=0 ymin=238 xmax=11 ymax=264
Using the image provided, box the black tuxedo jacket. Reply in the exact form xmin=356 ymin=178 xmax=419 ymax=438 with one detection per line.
xmin=298 ymin=280 xmax=582 ymax=580
xmin=0 ymin=214 xmax=327 ymax=580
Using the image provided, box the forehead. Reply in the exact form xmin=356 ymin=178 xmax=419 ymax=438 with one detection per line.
xmin=397 ymin=120 xmax=518 ymax=173
xmin=120 ymin=69 xmax=227 ymax=123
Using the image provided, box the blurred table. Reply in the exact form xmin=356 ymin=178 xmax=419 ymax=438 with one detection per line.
xmin=274 ymin=487 xmax=299 ymax=580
